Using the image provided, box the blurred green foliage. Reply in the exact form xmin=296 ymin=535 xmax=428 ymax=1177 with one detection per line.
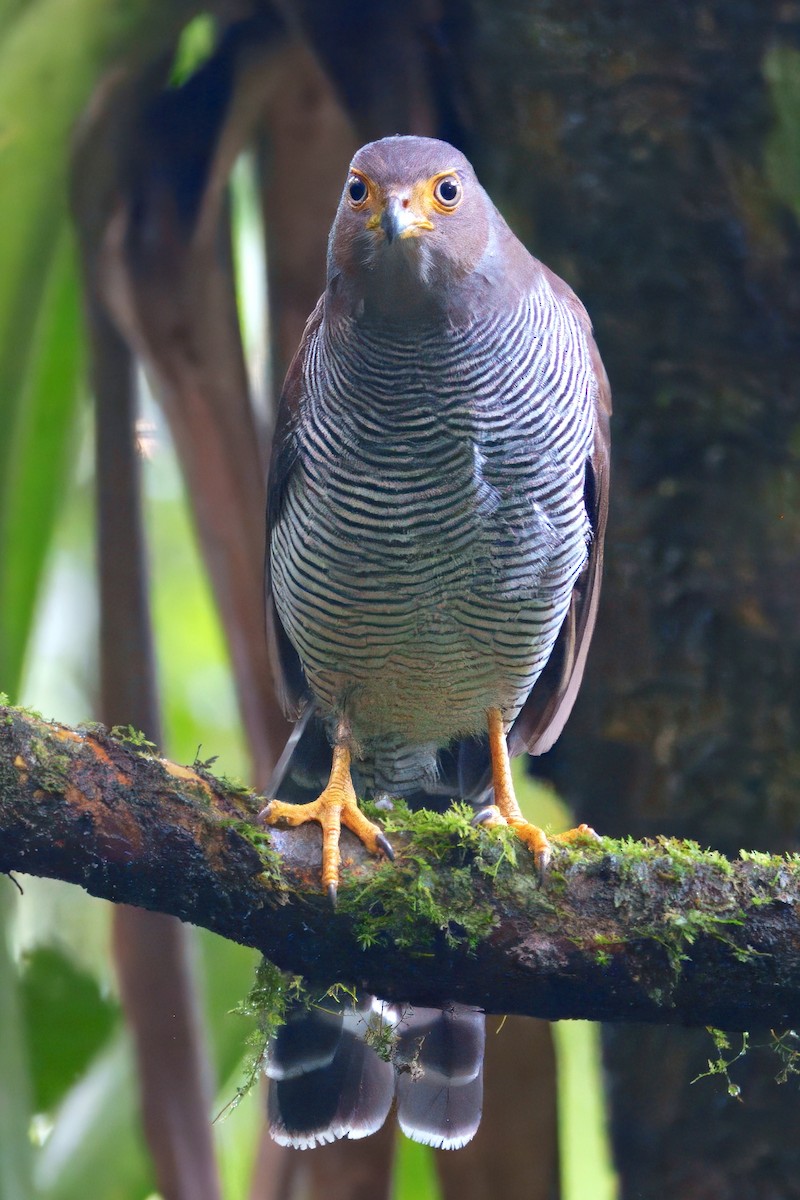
xmin=0 ymin=0 xmax=189 ymax=697
xmin=12 ymin=397 xmax=264 ymax=1198
xmin=764 ymin=45 xmax=800 ymax=220
xmin=21 ymin=945 xmax=120 ymax=1112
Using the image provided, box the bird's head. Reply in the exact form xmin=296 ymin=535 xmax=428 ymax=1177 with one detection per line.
xmin=326 ymin=136 xmax=498 ymax=322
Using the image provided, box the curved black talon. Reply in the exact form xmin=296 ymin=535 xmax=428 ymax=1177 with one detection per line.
xmin=327 ymin=882 xmax=338 ymax=908
xmin=471 ymin=807 xmax=496 ymax=827
xmin=256 ymin=800 xmax=274 ymax=824
xmin=376 ymin=832 xmax=395 ymax=861
xmin=534 ymin=845 xmax=552 ymax=880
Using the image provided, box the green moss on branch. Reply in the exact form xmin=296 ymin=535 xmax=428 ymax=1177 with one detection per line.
xmin=2 ymin=703 xmax=800 ymax=1029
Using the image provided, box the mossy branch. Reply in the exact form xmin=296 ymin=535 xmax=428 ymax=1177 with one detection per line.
xmin=1 ymin=703 xmax=799 ymax=1030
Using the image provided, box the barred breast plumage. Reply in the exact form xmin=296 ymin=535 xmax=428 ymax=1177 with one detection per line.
xmin=263 ymin=134 xmax=611 ymax=1151
xmin=270 ymin=285 xmax=596 ymax=793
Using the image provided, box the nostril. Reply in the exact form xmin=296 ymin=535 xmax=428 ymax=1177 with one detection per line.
xmin=401 ymin=197 xmax=410 ymax=209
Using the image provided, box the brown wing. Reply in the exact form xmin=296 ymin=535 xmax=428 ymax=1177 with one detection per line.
xmin=265 ymin=297 xmax=325 ymax=719
xmin=508 ymin=274 xmax=611 ymax=758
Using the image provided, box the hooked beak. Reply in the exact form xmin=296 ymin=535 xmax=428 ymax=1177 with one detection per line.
xmin=379 ymin=195 xmax=433 ymax=243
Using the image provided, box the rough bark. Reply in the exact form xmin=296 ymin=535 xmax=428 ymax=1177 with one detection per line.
xmin=3 ymin=704 xmax=800 ymax=1033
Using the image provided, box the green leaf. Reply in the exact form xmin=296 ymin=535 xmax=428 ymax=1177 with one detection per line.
xmin=0 ymin=885 xmax=35 ymax=1200
xmin=0 ymin=227 xmax=84 ymax=697
xmin=0 ymin=0 xmax=196 ymax=695
xmin=513 ymin=756 xmax=569 ymax=828
xmin=214 ymin=1070 xmax=262 ymax=1200
xmin=10 ymin=883 xmax=154 ymax=1200
xmin=0 ymin=0 xmax=97 ymax=493
xmin=35 ymin=1034 xmax=157 ymax=1200
xmin=144 ymin=415 xmax=248 ymax=775
xmin=36 ymin=930 xmax=250 ymax=1200
xmin=0 ymin=0 xmax=28 ymax=38
xmin=169 ymin=11 xmax=216 ymax=86
xmin=198 ymin=930 xmax=260 ymax=1085
xmin=764 ymin=45 xmax=800 ymax=219
xmin=20 ymin=944 xmax=120 ymax=1112
xmin=393 ymin=1136 xmax=441 ymax=1200
xmin=555 ymin=1020 xmax=619 ymax=1200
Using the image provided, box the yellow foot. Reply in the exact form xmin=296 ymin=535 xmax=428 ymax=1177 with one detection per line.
xmin=553 ymin=823 xmax=599 ymax=848
xmin=474 ymin=806 xmax=598 ymax=875
xmin=259 ymin=744 xmax=393 ymax=904
xmin=480 ymin=706 xmax=598 ymax=876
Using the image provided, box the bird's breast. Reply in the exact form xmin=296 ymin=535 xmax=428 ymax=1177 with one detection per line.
xmin=270 ymin=297 xmax=595 ymax=744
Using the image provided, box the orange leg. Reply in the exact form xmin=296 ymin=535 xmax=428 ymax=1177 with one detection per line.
xmin=260 ymin=732 xmax=393 ymax=904
xmin=475 ymin=708 xmax=597 ymax=874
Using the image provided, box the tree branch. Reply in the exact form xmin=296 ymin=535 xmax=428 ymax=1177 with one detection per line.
xmin=2 ymin=704 xmax=798 ymax=1031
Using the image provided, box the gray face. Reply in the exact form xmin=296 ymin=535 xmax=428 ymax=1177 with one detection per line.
xmin=326 ymin=136 xmax=494 ymax=317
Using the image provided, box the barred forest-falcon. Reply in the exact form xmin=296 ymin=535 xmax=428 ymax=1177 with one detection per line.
xmin=262 ymin=135 xmax=611 ymax=1150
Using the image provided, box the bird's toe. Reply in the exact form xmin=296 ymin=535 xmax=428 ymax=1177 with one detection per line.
xmin=376 ymin=831 xmax=395 ymax=862
xmin=471 ymin=804 xmax=506 ymax=829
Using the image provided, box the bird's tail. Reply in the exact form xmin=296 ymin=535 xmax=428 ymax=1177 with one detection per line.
xmin=266 ymin=713 xmax=487 ymax=1147
xmin=394 ymin=1002 xmax=485 ymax=1149
xmin=266 ymin=993 xmax=395 ymax=1148
xmin=266 ymin=995 xmax=485 ymax=1149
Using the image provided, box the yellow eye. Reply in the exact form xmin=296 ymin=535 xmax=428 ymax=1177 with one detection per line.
xmin=347 ymin=174 xmax=369 ymax=207
xmin=433 ymin=175 xmax=461 ymax=209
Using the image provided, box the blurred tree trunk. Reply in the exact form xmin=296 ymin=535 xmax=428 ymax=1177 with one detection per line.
xmin=81 ymin=195 xmax=222 ymax=1198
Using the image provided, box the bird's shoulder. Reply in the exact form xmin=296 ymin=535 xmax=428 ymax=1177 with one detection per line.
xmin=506 ymin=267 xmax=611 ymax=753
xmin=536 ymin=258 xmax=612 ymax=419
xmin=492 ymin=219 xmax=612 ymax=419
xmin=266 ymin=296 xmax=325 ymax=530
xmin=264 ymin=299 xmax=326 ymax=719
